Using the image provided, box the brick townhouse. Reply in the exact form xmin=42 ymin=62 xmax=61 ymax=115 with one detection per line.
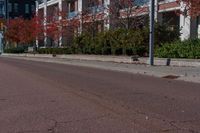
xmin=36 ymin=0 xmax=200 ymax=47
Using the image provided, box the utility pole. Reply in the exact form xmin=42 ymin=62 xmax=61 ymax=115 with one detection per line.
xmin=149 ymin=0 xmax=155 ymax=66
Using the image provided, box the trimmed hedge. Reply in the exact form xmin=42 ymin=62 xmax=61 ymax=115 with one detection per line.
xmin=4 ymin=47 xmax=25 ymax=53
xmin=71 ymin=24 xmax=179 ymax=56
xmin=155 ymin=39 xmax=200 ymax=59
xmin=4 ymin=24 xmax=180 ymax=56
xmin=37 ymin=47 xmax=72 ymax=54
xmin=72 ymin=29 xmax=148 ymax=56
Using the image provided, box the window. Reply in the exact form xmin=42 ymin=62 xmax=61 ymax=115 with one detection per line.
xmin=38 ymin=0 xmax=43 ymax=4
xmin=14 ymin=3 xmax=18 ymax=13
xmin=31 ymin=5 xmax=35 ymax=12
xmin=0 ymin=1 xmax=5 ymax=16
xmin=8 ymin=3 xmax=12 ymax=12
xmin=70 ymin=2 xmax=75 ymax=12
xmin=25 ymin=4 xmax=29 ymax=14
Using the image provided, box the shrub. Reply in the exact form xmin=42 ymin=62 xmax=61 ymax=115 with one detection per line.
xmin=18 ymin=23 xmax=179 ymax=56
xmin=72 ymin=33 xmax=93 ymax=54
xmin=155 ymin=39 xmax=200 ymax=59
xmin=154 ymin=23 xmax=180 ymax=46
xmin=72 ymin=29 xmax=149 ymax=56
xmin=37 ymin=47 xmax=72 ymax=55
xmin=71 ymin=23 xmax=178 ymax=56
xmin=4 ymin=47 xmax=26 ymax=53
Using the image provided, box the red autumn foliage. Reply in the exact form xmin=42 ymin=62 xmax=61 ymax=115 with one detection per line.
xmin=177 ymin=0 xmax=200 ymax=18
xmin=45 ymin=10 xmax=68 ymax=45
xmin=5 ymin=18 xmax=35 ymax=45
xmin=5 ymin=18 xmax=24 ymax=45
xmin=5 ymin=15 xmax=44 ymax=46
xmin=33 ymin=14 xmax=45 ymax=41
xmin=108 ymin=0 xmax=147 ymax=29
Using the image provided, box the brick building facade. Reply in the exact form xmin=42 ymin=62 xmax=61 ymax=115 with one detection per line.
xmin=36 ymin=0 xmax=200 ymax=47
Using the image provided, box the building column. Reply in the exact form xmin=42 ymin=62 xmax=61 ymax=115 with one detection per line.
xmin=154 ymin=0 xmax=158 ymax=21
xmin=180 ymin=14 xmax=198 ymax=40
xmin=179 ymin=1 xmax=199 ymax=40
xmin=58 ymin=0 xmax=62 ymax=47
xmin=78 ymin=0 xmax=83 ymax=34
xmin=180 ymin=14 xmax=191 ymax=40
xmin=198 ymin=16 xmax=200 ymax=38
xmin=179 ymin=1 xmax=190 ymax=40
xmin=68 ymin=3 xmax=71 ymax=14
xmin=43 ymin=0 xmax=48 ymax=47
xmin=35 ymin=0 xmax=39 ymax=48
xmin=104 ymin=0 xmax=110 ymax=30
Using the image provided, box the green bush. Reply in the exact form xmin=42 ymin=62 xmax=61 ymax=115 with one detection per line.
xmin=5 ymin=24 xmax=178 ymax=56
xmin=72 ymin=29 xmax=149 ymax=56
xmin=71 ymin=23 xmax=179 ymax=56
xmin=4 ymin=47 xmax=25 ymax=53
xmin=37 ymin=47 xmax=72 ymax=55
xmin=154 ymin=23 xmax=180 ymax=46
xmin=155 ymin=39 xmax=200 ymax=59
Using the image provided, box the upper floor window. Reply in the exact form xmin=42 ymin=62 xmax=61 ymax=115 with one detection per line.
xmin=0 ymin=1 xmax=5 ymax=16
xmin=8 ymin=3 xmax=12 ymax=12
xmin=14 ymin=3 xmax=19 ymax=13
xmin=31 ymin=5 xmax=35 ymax=12
xmin=25 ymin=4 xmax=29 ymax=14
xmin=70 ymin=2 xmax=75 ymax=12
xmin=38 ymin=0 xmax=43 ymax=4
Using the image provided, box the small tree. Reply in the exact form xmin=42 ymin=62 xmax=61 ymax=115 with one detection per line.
xmin=81 ymin=1 xmax=107 ymax=39
xmin=20 ymin=18 xmax=39 ymax=45
xmin=5 ymin=16 xmax=44 ymax=48
xmin=45 ymin=9 xmax=79 ymax=47
xmin=33 ymin=14 xmax=45 ymax=46
xmin=5 ymin=18 xmax=26 ymax=47
xmin=177 ymin=0 xmax=200 ymax=18
xmin=109 ymin=0 xmax=148 ymax=30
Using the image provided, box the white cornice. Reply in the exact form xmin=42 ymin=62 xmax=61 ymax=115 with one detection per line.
xmin=39 ymin=0 xmax=59 ymax=9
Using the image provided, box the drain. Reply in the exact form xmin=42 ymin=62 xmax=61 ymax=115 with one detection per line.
xmin=162 ymin=75 xmax=180 ymax=79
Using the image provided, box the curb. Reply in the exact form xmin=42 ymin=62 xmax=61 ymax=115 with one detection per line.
xmin=2 ymin=53 xmax=200 ymax=67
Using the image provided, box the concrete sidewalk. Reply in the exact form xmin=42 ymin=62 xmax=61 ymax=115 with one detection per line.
xmin=3 ymin=53 xmax=200 ymax=67
xmin=1 ymin=53 xmax=200 ymax=84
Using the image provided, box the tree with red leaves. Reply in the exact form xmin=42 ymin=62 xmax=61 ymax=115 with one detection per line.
xmin=45 ymin=10 xmax=67 ymax=47
xmin=79 ymin=0 xmax=107 ymax=38
xmin=5 ymin=18 xmax=25 ymax=47
xmin=33 ymin=14 xmax=45 ymax=45
xmin=108 ymin=0 xmax=148 ymax=30
xmin=4 ymin=16 xmax=44 ymax=48
xmin=20 ymin=19 xmax=38 ymax=45
xmin=45 ymin=8 xmax=82 ymax=47
xmin=177 ymin=0 xmax=200 ymax=18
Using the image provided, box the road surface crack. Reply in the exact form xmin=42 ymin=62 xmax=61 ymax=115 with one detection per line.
xmin=17 ymin=130 xmax=40 ymax=133
xmin=42 ymin=114 xmax=111 ymax=133
xmin=160 ymin=120 xmax=200 ymax=133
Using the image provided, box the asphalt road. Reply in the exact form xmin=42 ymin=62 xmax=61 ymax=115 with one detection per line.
xmin=0 ymin=57 xmax=200 ymax=133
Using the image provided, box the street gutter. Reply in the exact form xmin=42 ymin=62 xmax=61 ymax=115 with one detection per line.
xmin=1 ymin=54 xmax=200 ymax=84
xmin=2 ymin=53 xmax=200 ymax=67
